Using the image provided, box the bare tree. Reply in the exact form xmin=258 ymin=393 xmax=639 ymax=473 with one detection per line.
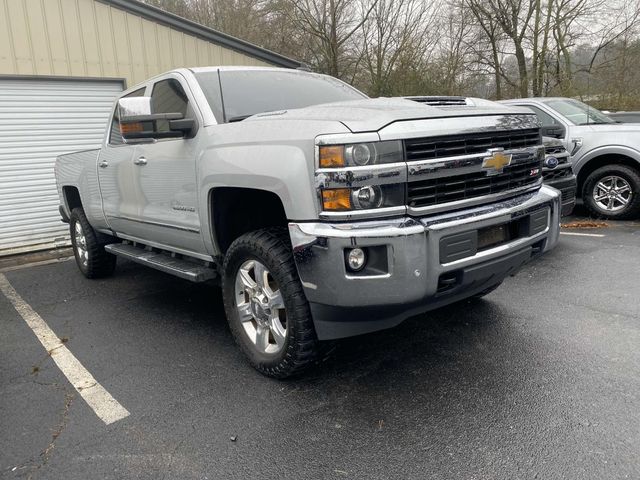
xmin=359 ymin=0 xmax=439 ymax=96
xmin=465 ymin=0 xmax=509 ymax=98
xmin=279 ymin=0 xmax=378 ymax=78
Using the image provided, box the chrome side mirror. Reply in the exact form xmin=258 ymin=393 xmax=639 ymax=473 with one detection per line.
xmin=117 ymin=97 xmax=195 ymax=141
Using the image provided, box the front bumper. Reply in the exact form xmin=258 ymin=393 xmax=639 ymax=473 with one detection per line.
xmin=543 ymin=173 xmax=577 ymax=217
xmin=289 ymin=185 xmax=561 ymax=340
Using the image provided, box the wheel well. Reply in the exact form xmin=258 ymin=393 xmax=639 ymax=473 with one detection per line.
xmin=211 ymin=187 xmax=288 ymax=254
xmin=62 ymin=186 xmax=82 ymax=211
xmin=577 ymin=155 xmax=640 ymax=194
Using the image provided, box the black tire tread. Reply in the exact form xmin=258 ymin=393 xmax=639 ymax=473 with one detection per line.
xmin=222 ymin=227 xmax=319 ymax=379
xmin=69 ymin=208 xmax=116 ymax=279
xmin=582 ymin=164 xmax=640 ymax=220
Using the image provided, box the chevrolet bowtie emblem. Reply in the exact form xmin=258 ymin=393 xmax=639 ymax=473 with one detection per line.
xmin=482 ymin=149 xmax=512 ymax=175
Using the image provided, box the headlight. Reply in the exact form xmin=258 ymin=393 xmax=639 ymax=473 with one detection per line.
xmin=321 ymin=184 xmax=404 ymax=211
xmin=319 ymin=140 xmax=403 ymax=168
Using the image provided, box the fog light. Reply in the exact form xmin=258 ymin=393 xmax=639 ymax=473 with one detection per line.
xmin=346 ymin=248 xmax=366 ymax=271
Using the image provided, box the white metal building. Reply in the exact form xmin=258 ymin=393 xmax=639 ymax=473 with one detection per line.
xmin=0 ymin=0 xmax=300 ymax=256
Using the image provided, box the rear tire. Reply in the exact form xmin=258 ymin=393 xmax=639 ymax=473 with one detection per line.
xmin=222 ymin=228 xmax=319 ymax=378
xmin=69 ymin=208 xmax=116 ymax=279
xmin=582 ymin=165 xmax=640 ymax=219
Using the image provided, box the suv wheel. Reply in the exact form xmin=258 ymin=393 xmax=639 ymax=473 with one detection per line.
xmin=69 ymin=208 xmax=117 ymax=278
xmin=583 ymin=165 xmax=640 ymax=219
xmin=222 ymin=228 xmax=319 ymax=378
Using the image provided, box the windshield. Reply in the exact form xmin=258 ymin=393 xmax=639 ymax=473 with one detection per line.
xmin=195 ymin=70 xmax=367 ymax=122
xmin=543 ymin=98 xmax=615 ymax=125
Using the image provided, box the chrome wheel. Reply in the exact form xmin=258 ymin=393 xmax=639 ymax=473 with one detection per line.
xmin=593 ymin=175 xmax=632 ymax=212
xmin=234 ymin=260 xmax=287 ymax=354
xmin=73 ymin=221 xmax=89 ymax=267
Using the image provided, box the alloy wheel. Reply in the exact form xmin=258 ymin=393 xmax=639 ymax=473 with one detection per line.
xmin=234 ymin=260 xmax=287 ymax=354
xmin=593 ymin=175 xmax=632 ymax=212
xmin=74 ymin=221 xmax=89 ymax=267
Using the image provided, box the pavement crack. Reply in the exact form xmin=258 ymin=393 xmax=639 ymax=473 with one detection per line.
xmin=14 ymin=386 xmax=75 ymax=480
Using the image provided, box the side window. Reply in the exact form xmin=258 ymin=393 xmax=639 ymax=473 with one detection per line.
xmin=151 ymin=79 xmax=189 ymax=116
xmin=523 ymin=105 xmax=560 ymax=127
xmin=150 ymin=79 xmax=190 ymax=136
xmin=109 ymin=87 xmax=146 ymax=146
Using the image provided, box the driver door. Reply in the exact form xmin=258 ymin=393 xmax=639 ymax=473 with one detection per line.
xmin=125 ymin=74 xmax=205 ymax=254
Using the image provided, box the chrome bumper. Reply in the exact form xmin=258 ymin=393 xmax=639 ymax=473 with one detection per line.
xmin=289 ymin=185 xmax=561 ymax=340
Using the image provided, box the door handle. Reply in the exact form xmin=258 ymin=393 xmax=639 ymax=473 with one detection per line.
xmin=99 ymin=161 xmax=109 ymax=168
xmin=133 ymin=157 xmax=148 ymax=166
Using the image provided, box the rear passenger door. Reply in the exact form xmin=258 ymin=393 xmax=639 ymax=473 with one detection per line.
xmin=128 ymin=74 xmax=205 ymax=255
xmin=99 ymin=87 xmax=147 ymax=235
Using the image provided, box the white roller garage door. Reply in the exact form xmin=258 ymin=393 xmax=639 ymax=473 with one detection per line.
xmin=0 ymin=78 xmax=123 ymax=256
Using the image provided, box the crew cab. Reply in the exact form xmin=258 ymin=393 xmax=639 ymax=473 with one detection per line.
xmin=55 ymin=67 xmax=560 ymax=377
xmin=500 ymin=97 xmax=640 ymax=219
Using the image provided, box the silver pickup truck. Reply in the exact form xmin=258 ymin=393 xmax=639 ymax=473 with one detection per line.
xmin=501 ymin=97 xmax=640 ymax=219
xmin=55 ymin=67 xmax=560 ymax=378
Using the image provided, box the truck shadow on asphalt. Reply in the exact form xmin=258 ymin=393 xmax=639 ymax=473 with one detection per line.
xmin=116 ymin=258 xmax=539 ymax=391
xmin=124 ymin=264 xmax=548 ymax=452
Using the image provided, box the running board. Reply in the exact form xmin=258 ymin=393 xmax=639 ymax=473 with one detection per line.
xmin=105 ymin=243 xmax=217 ymax=282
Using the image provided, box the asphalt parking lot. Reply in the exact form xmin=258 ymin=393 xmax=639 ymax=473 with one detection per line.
xmin=1 ymin=212 xmax=639 ymax=480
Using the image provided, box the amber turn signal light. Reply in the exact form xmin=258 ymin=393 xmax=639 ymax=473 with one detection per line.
xmin=319 ymin=145 xmax=345 ymax=168
xmin=322 ymin=188 xmax=351 ymax=210
xmin=120 ymin=122 xmax=143 ymax=134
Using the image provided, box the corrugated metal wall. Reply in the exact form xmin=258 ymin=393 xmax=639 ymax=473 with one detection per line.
xmin=0 ymin=78 xmax=123 ymax=255
xmin=0 ymin=0 xmax=271 ymax=88
xmin=0 ymin=0 xmax=283 ymax=256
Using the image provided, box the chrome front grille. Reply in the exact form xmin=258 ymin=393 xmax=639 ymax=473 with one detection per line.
xmin=407 ymin=153 xmax=542 ymax=209
xmin=405 ymin=129 xmax=541 ymax=162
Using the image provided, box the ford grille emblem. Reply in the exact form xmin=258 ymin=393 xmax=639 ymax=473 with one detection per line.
xmin=544 ymin=156 xmax=559 ymax=169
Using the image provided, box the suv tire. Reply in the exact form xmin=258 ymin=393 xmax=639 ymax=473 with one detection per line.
xmin=222 ymin=228 xmax=319 ymax=378
xmin=69 ymin=208 xmax=117 ymax=278
xmin=582 ymin=164 xmax=640 ymax=219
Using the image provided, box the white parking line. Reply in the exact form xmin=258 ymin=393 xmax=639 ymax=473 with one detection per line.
xmin=0 ymin=273 xmax=129 ymax=425
xmin=560 ymin=231 xmax=606 ymax=238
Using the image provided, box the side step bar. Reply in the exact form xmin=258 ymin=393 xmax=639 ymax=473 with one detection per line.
xmin=105 ymin=243 xmax=218 ymax=282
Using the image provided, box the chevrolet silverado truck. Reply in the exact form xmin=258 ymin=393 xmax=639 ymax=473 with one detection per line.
xmin=500 ymin=97 xmax=640 ymax=219
xmin=55 ymin=67 xmax=560 ymax=378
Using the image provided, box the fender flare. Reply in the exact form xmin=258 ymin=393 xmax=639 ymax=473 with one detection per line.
xmin=573 ymin=145 xmax=640 ymax=176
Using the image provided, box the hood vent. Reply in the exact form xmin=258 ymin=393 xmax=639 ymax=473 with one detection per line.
xmin=405 ymin=96 xmax=470 ymax=106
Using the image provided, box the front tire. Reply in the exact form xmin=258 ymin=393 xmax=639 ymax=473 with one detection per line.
xmin=69 ymin=208 xmax=116 ymax=278
xmin=582 ymin=165 xmax=640 ymax=219
xmin=222 ymin=228 xmax=319 ymax=378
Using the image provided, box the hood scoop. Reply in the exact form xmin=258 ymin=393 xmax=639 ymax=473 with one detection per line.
xmin=404 ymin=96 xmax=471 ymax=107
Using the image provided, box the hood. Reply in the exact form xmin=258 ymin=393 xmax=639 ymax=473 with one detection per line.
xmin=574 ymin=123 xmax=640 ymax=134
xmin=248 ymin=97 xmax=537 ymax=133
